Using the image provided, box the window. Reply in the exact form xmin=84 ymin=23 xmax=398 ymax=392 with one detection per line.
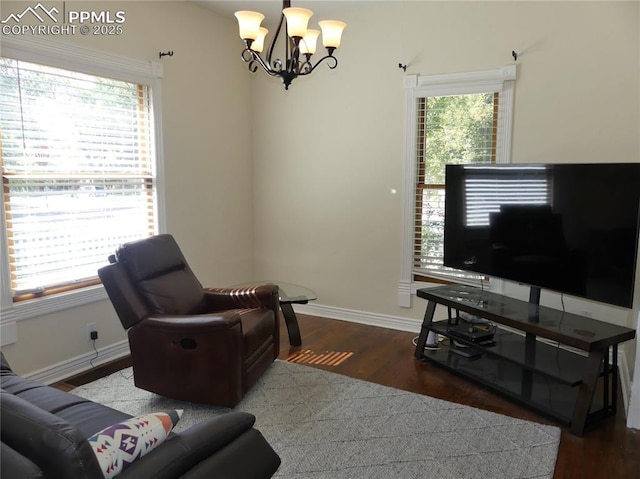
xmin=1 ymin=59 xmax=156 ymax=299
xmin=414 ymin=92 xmax=498 ymax=280
xmin=0 ymin=36 xmax=164 ymax=326
xmin=398 ymin=67 xmax=516 ymax=307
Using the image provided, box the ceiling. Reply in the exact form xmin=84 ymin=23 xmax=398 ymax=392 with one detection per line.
xmin=197 ymin=1 xmax=365 ymax=23
xmin=197 ymin=1 xmax=281 ymax=19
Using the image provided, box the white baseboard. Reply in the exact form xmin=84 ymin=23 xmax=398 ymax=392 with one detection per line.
xmin=628 ymin=392 xmax=639 ymax=429
xmin=294 ymin=302 xmax=634 ymax=419
xmin=26 ymin=340 xmax=130 ymax=385
xmin=618 ymin=346 xmax=633 ymax=420
xmin=294 ymin=302 xmax=422 ymax=334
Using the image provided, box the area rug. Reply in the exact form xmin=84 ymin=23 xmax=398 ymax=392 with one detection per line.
xmin=72 ymin=360 xmax=560 ymax=478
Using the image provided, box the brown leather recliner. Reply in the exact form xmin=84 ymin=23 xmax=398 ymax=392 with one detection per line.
xmin=98 ymin=234 xmax=280 ymax=407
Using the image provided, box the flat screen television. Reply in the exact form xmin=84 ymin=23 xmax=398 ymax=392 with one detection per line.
xmin=443 ymin=163 xmax=640 ymax=308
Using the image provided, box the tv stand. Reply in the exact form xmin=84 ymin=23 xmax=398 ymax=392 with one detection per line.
xmin=414 ymin=284 xmax=636 ymax=436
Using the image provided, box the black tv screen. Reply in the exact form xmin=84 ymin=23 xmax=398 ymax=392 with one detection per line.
xmin=444 ymin=163 xmax=640 ymax=308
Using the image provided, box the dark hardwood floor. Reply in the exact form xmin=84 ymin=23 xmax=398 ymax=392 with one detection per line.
xmin=59 ymin=314 xmax=639 ymax=478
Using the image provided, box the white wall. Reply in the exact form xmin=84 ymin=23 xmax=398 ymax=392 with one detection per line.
xmin=252 ymin=1 xmax=639 ymax=322
xmin=0 ymin=1 xmax=254 ymax=375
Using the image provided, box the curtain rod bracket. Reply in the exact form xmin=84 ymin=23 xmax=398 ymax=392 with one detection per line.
xmin=159 ymin=51 xmax=174 ymax=59
xmin=398 ymin=63 xmax=407 ymax=72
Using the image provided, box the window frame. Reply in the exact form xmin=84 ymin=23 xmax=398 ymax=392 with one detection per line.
xmin=398 ymin=66 xmax=516 ymax=307
xmin=0 ymin=35 xmax=166 ymax=335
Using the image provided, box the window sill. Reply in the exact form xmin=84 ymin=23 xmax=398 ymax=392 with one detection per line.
xmin=10 ymin=284 xmax=107 ymax=321
xmin=412 ymin=274 xmax=456 ymax=285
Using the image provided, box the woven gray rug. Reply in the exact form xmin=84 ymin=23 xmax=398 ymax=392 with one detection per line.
xmin=72 ymin=360 xmax=560 ymax=478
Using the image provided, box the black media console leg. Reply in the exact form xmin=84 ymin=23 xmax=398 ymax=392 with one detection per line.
xmin=611 ymin=345 xmax=618 ymax=415
xmin=414 ymin=300 xmax=437 ymax=359
xmin=522 ymin=332 xmax=536 ymax=400
xmin=570 ymin=349 xmax=605 ymax=436
xmin=280 ymin=302 xmax=302 ymax=347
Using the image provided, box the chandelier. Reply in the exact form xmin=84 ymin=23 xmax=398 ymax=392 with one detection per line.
xmin=234 ymin=1 xmax=346 ymax=90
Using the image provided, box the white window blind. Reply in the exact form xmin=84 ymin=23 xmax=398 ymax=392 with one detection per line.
xmin=0 ymin=58 xmax=157 ymax=298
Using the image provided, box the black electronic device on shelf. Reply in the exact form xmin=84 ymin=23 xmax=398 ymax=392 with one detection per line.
xmin=446 ymin=323 xmax=494 ymax=343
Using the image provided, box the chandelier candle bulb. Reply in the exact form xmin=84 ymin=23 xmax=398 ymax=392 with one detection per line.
xmin=319 ymin=20 xmax=346 ymax=49
xmin=234 ymin=11 xmax=264 ymax=41
xmin=282 ymin=7 xmax=313 ymax=38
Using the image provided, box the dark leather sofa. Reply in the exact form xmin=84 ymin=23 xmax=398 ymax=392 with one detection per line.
xmin=0 ymin=352 xmax=281 ymax=479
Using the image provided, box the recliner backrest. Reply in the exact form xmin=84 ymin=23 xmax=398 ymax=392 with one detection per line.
xmin=115 ymin=234 xmax=206 ymax=315
xmin=98 ymin=261 xmax=151 ymax=329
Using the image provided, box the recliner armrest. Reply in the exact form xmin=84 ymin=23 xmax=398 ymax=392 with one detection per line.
xmin=141 ymin=311 xmax=242 ymax=331
xmin=204 ymin=284 xmax=279 ymax=313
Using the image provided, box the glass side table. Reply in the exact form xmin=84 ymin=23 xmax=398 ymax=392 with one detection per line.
xmin=232 ymin=281 xmax=317 ymax=347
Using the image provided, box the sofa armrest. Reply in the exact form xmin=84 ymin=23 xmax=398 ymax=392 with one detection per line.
xmin=0 ymin=391 xmax=102 ymax=479
xmin=177 ymin=428 xmax=281 ymax=479
xmin=204 ymin=284 xmax=279 ymax=313
xmin=1 ymin=352 xmax=12 ymax=372
xmin=1 ymin=442 xmax=44 ymax=479
xmin=117 ymin=411 xmax=279 ymax=479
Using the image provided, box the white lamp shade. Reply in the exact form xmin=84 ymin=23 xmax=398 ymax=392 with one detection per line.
xmin=252 ymin=27 xmax=269 ymax=53
xmin=319 ymin=20 xmax=346 ymax=49
xmin=234 ymin=11 xmax=264 ymax=41
xmin=283 ymin=7 xmax=313 ymax=38
xmin=299 ymin=29 xmax=320 ymax=55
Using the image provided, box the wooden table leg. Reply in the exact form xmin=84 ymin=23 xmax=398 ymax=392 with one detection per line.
xmin=570 ymin=348 xmax=605 ymax=436
xmin=280 ymin=302 xmax=302 ymax=347
xmin=414 ymin=300 xmax=437 ymax=359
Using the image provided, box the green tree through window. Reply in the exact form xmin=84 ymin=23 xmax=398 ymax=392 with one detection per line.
xmin=414 ymin=92 xmax=497 ymax=280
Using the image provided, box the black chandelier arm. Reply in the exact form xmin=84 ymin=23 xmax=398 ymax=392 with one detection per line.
xmin=241 ymin=49 xmax=260 ymax=73
xmin=297 ymin=52 xmax=338 ymax=76
xmin=267 ymin=11 xmax=287 ymax=68
xmin=247 ymin=60 xmax=259 ymax=73
xmin=286 ymin=42 xmax=302 ymax=74
xmin=241 ymin=48 xmax=279 ymax=76
xmin=240 ymin=47 xmax=340 ymax=89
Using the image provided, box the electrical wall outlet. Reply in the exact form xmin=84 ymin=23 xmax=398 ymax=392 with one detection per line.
xmin=87 ymin=322 xmax=98 ymax=341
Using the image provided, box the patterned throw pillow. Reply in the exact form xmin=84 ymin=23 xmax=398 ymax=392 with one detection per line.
xmin=88 ymin=410 xmax=183 ymax=479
